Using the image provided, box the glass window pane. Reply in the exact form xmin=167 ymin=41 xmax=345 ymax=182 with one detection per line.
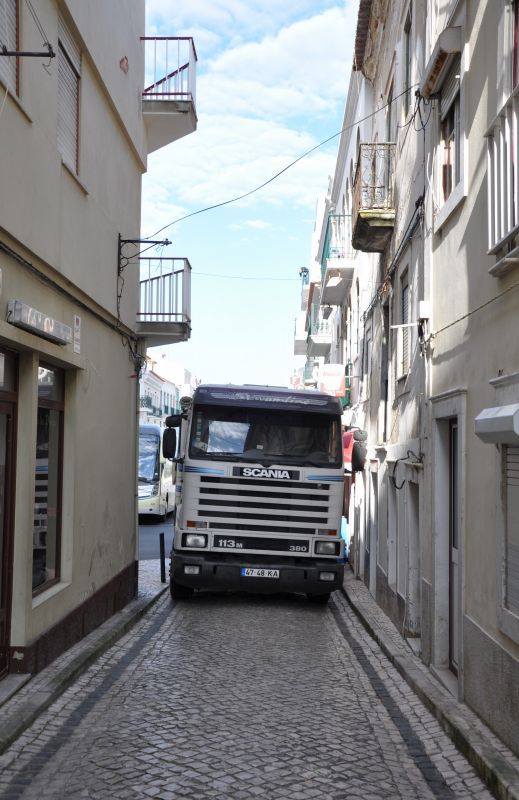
xmin=38 ymin=366 xmax=64 ymax=402
xmin=0 ymin=351 xmax=17 ymax=393
xmin=33 ymin=394 xmax=62 ymax=591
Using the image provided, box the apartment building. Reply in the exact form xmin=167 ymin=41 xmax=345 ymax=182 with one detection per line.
xmin=0 ymin=0 xmax=195 ymax=676
xmin=296 ymin=0 xmax=519 ymax=754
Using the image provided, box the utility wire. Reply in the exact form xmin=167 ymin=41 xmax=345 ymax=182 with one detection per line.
xmin=430 ymin=279 xmax=519 ymax=340
xmin=146 ymin=84 xmax=419 ymax=240
xmin=24 ymin=0 xmax=51 ymax=47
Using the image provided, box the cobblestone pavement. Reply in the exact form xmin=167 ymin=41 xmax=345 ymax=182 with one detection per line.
xmin=0 ymin=581 xmax=498 ymax=800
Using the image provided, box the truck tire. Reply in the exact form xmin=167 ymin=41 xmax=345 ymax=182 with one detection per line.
xmin=307 ymin=592 xmax=331 ymax=604
xmin=170 ymin=577 xmax=194 ymax=600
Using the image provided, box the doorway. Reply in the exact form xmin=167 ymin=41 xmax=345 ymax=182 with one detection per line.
xmin=0 ymin=401 xmax=16 ymax=677
xmin=449 ymin=419 xmax=459 ymax=674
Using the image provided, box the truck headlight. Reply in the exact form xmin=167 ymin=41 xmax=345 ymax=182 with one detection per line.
xmin=184 ymin=533 xmax=207 ymax=548
xmin=315 ymin=541 xmax=339 ymax=556
xmin=319 ymin=571 xmax=336 ymax=582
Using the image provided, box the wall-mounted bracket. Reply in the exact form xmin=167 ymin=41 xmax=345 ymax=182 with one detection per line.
xmin=0 ymin=43 xmax=55 ymax=59
xmin=118 ymin=234 xmax=171 ymax=275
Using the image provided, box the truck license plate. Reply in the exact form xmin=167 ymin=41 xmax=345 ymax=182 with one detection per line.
xmin=241 ymin=568 xmax=279 ymax=579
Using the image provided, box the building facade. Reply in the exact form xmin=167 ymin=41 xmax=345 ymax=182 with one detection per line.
xmin=296 ymin=0 xmax=519 ymax=755
xmin=0 ymin=0 xmax=195 ymax=676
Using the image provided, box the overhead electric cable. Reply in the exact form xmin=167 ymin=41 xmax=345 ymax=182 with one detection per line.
xmin=146 ymin=84 xmax=419 ymax=240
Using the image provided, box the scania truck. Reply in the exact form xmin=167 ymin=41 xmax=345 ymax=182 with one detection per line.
xmin=162 ymin=384 xmax=345 ymax=603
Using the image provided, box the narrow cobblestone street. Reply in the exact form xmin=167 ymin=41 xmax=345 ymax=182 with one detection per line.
xmin=0 ymin=580 xmax=497 ymax=800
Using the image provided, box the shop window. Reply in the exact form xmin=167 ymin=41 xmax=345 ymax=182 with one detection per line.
xmin=33 ymin=365 xmax=64 ymax=593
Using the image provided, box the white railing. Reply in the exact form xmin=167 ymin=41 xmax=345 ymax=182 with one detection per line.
xmin=142 ymin=37 xmax=197 ymax=106
xmin=486 ymin=85 xmax=519 ymax=253
xmin=138 ymin=257 xmax=191 ymax=326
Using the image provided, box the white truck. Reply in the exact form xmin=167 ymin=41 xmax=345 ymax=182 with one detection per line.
xmin=162 ymin=384 xmax=345 ymax=603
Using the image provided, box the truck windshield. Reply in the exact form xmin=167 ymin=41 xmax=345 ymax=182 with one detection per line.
xmin=139 ymin=434 xmax=160 ymax=482
xmin=189 ymin=405 xmax=342 ymax=467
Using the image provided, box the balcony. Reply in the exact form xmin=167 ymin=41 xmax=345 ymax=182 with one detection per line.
xmin=307 ymin=307 xmax=332 ymax=358
xmin=303 ymin=360 xmax=318 ymax=386
xmin=293 ymin=312 xmax=307 ymax=355
xmin=352 ymin=143 xmax=396 ymax=252
xmin=320 ymin=214 xmax=355 ymax=306
xmin=486 ymin=84 xmax=519 ymax=275
xmin=136 ymin=257 xmax=191 ymax=347
xmin=142 ymin=37 xmax=198 ymax=154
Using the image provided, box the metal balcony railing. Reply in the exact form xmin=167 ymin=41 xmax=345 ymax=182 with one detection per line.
xmin=137 ymin=257 xmax=191 ymax=346
xmin=142 ymin=37 xmax=197 ymax=105
xmin=320 ymin=214 xmax=354 ymax=280
xmin=486 ymin=85 xmax=519 ymax=255
xmin=353 ymin=143 xmax=395 ymax=213
xmin=309 ymin=306 xmax=332 ymax=338
xmin=352 ymin=143 xmax=396 ymax=252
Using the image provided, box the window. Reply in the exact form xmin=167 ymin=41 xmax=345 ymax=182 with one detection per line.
xmin=440 ymin=58 xmax=461 ymax=203
xmin=57 ymin=14 xmax=81 ymax=174
xmin=399 ymin=272 xmax=409 ymax=377
xmin=505 ymin=445 xmax=519 ymax=616
xmin=0 ymin=0 xmax=18 ymax=95
xmin=487 ymin=2 xmax=519 ymax=259
xmin=403 ymin=9 xmax=412 ymax=117
xmin=513 ymin=0 xmax=518 ymax=89
xmin=33 ymin=365 xmax=64 ymax=593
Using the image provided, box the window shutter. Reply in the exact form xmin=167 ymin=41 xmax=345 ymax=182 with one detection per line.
xmin=0 ymin=0 xmax=17 ymax=94
xmin=506 ymin=445 xmax=519 ymax=614
xmin=57 ymin=15 xmax=80 ymax=173
xmin=440 ymin=55 xmax=461 ymax=118
xmin=401 ymin=280 xmax=409 ymax=375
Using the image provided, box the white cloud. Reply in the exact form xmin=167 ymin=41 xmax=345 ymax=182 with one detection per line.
xmin=229 ymin=219 xmax=273 ymax=231
xmin=142 ymin=2 xmax=356 ymax=238
xmin=142 ymin=112 xmax=339 ymax=236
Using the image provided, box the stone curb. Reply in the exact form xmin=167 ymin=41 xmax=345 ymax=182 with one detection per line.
xmin=341 ymin=573 xmax=519 ymax=800
xmin=0 ymin=583 xmax=168 ymax=756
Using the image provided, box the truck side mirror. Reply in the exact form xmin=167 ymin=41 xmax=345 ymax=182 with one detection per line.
xmin=163 ymin=427 xmax=177 ymax=459
xmin=351 ymin=441 xmax=367 ymax=472
xmin=165 ymin=414 xmax=183 ymax=428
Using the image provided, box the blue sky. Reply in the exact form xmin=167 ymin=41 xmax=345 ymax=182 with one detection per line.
xmin=142 ymin=0 xmax=358 ymax=386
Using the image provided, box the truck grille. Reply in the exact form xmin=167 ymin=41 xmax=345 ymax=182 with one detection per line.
xmin=193 ymin=474 xmax=338 ymax=534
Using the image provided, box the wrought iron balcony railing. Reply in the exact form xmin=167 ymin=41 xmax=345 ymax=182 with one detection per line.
xmin=352 ymin=142 xmax=396 ymax=252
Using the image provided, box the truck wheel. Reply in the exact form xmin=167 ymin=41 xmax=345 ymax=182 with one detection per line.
xmin=307 ymin=592 xmax=331 ymax=604
xmin=170 ymin=578 xmax=194 ymax=600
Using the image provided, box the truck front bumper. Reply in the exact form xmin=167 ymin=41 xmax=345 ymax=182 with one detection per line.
xmin=170 ymin=552 xmax=344 ymax=596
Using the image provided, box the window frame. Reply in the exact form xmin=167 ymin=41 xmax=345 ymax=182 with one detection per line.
xmin=434 ymin=53 xmax=466 ymax=232
xmin=403 ymin=8 xmax=413 ymax=119
xmin=395 ymin=270 xmax=410 ymax=381
xmin=500 ymin=444 xmax=519 ymax=637
xmin=32 ymin=364 xmax=65 ymax=596
xmin=57 ymin=14 xmax=81 ymax=175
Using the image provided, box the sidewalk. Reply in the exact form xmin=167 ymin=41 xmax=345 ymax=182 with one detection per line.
xmin=0 ymin=560 xmax=168 ymax=755
xmin=1 ymin=563 xmax=518 ymax=800
xmin=342 ymin=568 xmax=519 ymax=800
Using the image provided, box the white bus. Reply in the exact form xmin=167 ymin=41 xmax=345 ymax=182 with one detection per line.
xmin=138 ymin=424 xmax=176 ymax=519
xmin=163 ymin=384 xmax=345 ymax=602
